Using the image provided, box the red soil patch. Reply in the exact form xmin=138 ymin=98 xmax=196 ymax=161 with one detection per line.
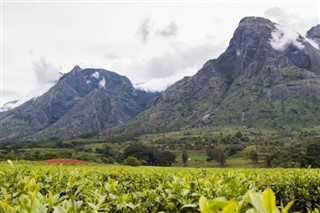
xmin=42 ymin=158 xmax=91 ymax=164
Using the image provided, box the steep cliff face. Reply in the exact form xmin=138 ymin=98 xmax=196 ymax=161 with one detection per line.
xmin=114 ymin=17 xmax=320 ymax=133
xmin=307 ymin=24 xmax=320 ymax=46
xmin=0 ymin=66 xmax=158 ymax=140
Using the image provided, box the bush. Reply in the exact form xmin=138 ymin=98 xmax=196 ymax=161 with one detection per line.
xmin=124 ymin=156 xmax=141 ymax=166
xmin=40 ymin=152 xmax=60 ymax=160
xmin=101 ymin=156 xmax=115 ymax=164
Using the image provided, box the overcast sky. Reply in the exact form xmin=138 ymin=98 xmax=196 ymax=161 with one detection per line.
xmin=1 ymin=1 xmax=319 ymax=106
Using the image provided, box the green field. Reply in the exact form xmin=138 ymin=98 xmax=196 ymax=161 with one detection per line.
xmin=1 ymin=161 xmax=320 ymax=212
xmin=2 ymin=126 xmax=320 ymax=168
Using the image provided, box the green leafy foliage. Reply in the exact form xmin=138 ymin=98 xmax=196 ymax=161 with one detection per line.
xmin=0 ymin=161 xmax=320 ymax=212
xmin=200 ymin=188 xmax=297 ymax=213
xmin=123 ymin=156 xmax=141 ymax=166
xmin=182 ymin=150 xmax=188 ymax=166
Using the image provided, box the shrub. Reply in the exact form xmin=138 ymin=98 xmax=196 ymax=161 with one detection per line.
xmin=124 ymin=156 xmax=141 ymax=166
xmin=101 ymin=156 xmax=115 ymax=164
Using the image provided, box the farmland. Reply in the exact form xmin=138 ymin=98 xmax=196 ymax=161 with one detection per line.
xmin=1 ymin=161 xmax=320 ymax=212
xmin=2 ymin=126 xmax=320 ymax=168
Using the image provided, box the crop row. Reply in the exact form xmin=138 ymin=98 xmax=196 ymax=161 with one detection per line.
xmin=0 ymin=161 xmax=320 ymax=212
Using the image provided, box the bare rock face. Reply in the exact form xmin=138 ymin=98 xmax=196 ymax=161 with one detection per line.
xmin=0 ymin=66 xmax=159 ymax=140
xmin=117 ymin=17 xmax=320 ymax=133
xmin=307 ymin=24 xmax=320 ymax=46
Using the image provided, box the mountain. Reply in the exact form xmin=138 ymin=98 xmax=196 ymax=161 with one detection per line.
xmin=108 ymin=17 xmax=320 ymax=134
xmin=0 ymin=66 xmax=158 ymax=140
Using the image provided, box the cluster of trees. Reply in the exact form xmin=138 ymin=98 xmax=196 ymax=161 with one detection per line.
xmin=206 ymin=144 xmax=227 ymax=167
xmin=305 ymin=143 xmax=320 ymax=167
xmin=95 ymin=143 xmax=177 ymax=166
xmin=0 ymin=143 xmax=177 ymax=167
xmin=121 ymin=144 xmax=176 ymax=166
xmin=0 ymin=148 xmax=73 ymax=161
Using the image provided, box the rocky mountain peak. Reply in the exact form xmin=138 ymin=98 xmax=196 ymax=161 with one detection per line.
xmin=233 ymin=16 xmax=275 ymax=44
xmin=117 ymin=17 xmax=320 ymax=134
xmin=307 ymin=24 xmax=320 ymax=46
xmin=207 ymin=16 xmax=277 ymax=81
xmin=238 ymin=16 xmax=274 ymax=29
xmin=212 ymin=17 xmax=320 ymax=80
xmin=307 ymin=24 xmax=320 ymax=38
xmin=71 ymin=65 xmax=82 ymax=72
xmin=57 ymin=67 xmax=135 ymax=99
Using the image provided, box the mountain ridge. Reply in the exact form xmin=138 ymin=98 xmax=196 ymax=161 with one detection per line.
xmin=1 ymin=16 xmax=320 ymax=141
xmin=103 ymin=16 xmax=320 ymax=135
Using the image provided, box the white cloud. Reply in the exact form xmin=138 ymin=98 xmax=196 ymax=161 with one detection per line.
xmin=91 ymin=71 xmax=100 ymax=79
xmin=0 ymin=90 xmax=24 ymax=112
xmin=112 ymin=42 xmax=226 ymax=92
xmin=134 ymin=67 xmax=196 ymax=92
xmin=264 ymin=7 xmax=290 ymax=24
xmin=29 ymin=58 xmax=61 ymax=101
xmin=1 ymin=89 xmax=24 ymax=98
xmin=140 ymin=42 xmax=224 ymax=79
xmin=264 ymin=6 xmax=319 ymax=35
xmin=270 ymin=24 xmax=304 ymax=51
xmin=99 ymin=78 xmax=106 ymax=89
xmin=156 ymin=21 xmax=179 ymax=37
xmin=33 ymin=59 xmax=61 ymax=85
xmin=1 ymin=59 xmax=62 ymax=111
xmin=137 ymin=17 xmax=153 ymax=43
xmin=136 ymin=18 xmax=180 ymax=43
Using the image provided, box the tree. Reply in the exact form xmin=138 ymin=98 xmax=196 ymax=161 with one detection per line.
xmin=249 ymin=150 xmax=259 ymax=163
xmin=265 ymin=154 xmax=271 ymax=167
xmin=101 ymin=156 xmax=115 ymax=164
xmin=33 ymin=151 xmax=40 ymax=160
xmin=123 ymin=144 xmax=156 ymax=165
xmin=154 ymin=151 xmax=176 ymax=166
xmin=235 ymin=131 xmax=243 ymax=139
xmin=206 ymin=144 xmax=227 ymax=167
xmin=215 ymin=144 xmax=226 ymax=167
xmin=76 ymin=153 xmax=90 ymax=161
xmin=102 ymin=145 xmax=114 ymax=157
xmin=305 ymin=143 xmax=320 ymax=167
xmin=182 ymin=150 xmax=188 ymax=166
